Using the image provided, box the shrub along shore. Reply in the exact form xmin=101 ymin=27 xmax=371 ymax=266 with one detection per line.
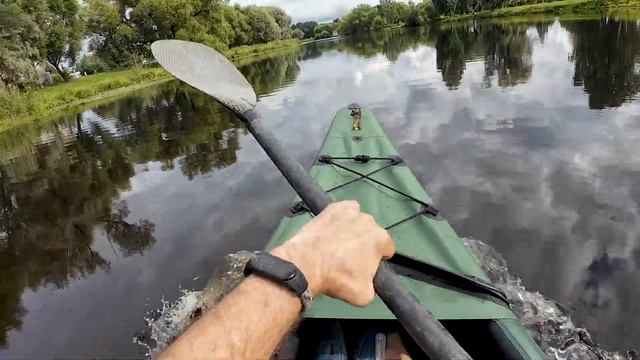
xmin=0 ymin=39 xmax=301 ymax=132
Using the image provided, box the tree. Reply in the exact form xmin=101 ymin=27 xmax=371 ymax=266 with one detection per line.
xmin=378 ymin=0 xmax=403 ymax=25
xmin=405 ymin=1 xmax=435 ymax=27
xmin=432 ymin=0 xmax=455 ymax=16
xmin=292 ymin=28 xmax=304 ymax=39
xmin=372 ymin=15 xmax=386 ymax=31
xmin=81 ymin=0 xmax=140 ymax=68
xmin=242 ymin=6 xmax=281 ymax=43
xmin=0 ymin=2 xmax=45 ymax=89
xmin=337 ymin=4 xmax=380 ymax=34
xmin=265 ymin=6 xmax=292 ymax=40
xmin=77 ymin=54 xmax=109 ymax=75
xmin=315 ymin=22 xmax=337 ymax=38
xmin=131 ymin=0 xmax=197 ymax=40
xmin=291 ymin=21 xmax=318 ymax=39
xmin=43 ymin=0 xmax=83 ymax=80
xmin=225 ymin=5 xmax=252 ymax=47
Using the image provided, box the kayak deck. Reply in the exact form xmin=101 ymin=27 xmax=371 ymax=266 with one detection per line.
xmin=267 ymin=106 xmax=513 ymax=321
xmin=266 ymin=105 xmax=544 ymax=359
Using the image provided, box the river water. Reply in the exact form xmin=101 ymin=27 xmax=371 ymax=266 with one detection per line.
xmin=1 ymin=16 xmax=639 ymax=358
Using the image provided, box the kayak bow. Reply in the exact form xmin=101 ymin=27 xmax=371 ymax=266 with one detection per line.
xmin=266 ymin=105 xmax=546 ymax=359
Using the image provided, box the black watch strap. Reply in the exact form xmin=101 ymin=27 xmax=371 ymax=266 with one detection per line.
xmin=244 ymin=252 xmax=313 ymax=309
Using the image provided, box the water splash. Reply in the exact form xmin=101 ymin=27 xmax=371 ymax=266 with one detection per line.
xmin=133 ymin=251 xmax=253 ymax=357
xmin=463 ymin=238 xmax=636 ymax=360
xmin=135 ymin=243 xmax=637 ymax=359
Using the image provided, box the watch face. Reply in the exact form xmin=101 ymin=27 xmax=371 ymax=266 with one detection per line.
xmin=272 ymin=265 xmax=297 ymax=281
xmin=255 ymin=253 xmax=298 ymax=281
xmin=247 ymin=253 xmax=309 ymax=302
xmin=283 ymin=269 xmax=297 ymax=281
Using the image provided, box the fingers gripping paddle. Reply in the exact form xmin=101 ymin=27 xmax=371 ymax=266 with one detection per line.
xmin=152 ymin=40 xmax=472 ymax=360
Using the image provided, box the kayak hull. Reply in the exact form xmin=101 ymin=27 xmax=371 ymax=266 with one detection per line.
xmin=265 ymin=106 xmax=544 ymax=359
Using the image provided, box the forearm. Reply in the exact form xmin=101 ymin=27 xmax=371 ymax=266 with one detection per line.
xmin=158 ymin=201 xmax=395 ymax=359
xmin=159 ymin=275 xmax=302 ymax=359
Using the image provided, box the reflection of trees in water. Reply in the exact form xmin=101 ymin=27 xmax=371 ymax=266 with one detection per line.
xmin=566 ymin=19 xmax=640 ymax=109
xmin=480 ymin=25 xmax=532 ymax=88
xmin=535 ymin=22 xmax=552 ymax=44
xmin=0 ymin=120 xmax=151 ymax=347
xmin=239 ymin=50 xmax=301 ymax=96
xmin=435 ymin=22 xmax=534 ymax=89
xmin=0 ymin=48 xmax=304 ymax=347
xmin=297 ymin=43 xmax=323 ymax=61
xmin=436 ymin=26 xmax=472 ymax=89
xmin=325 ymin=27 xmax=436 ymax=61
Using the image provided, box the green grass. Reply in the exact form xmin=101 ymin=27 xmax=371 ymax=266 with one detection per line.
xmin=0 ymin=67 xmax=171 ymax=131
xmin=225 ymin=39 xmax=301 ymax=60
xmin=440 ymin=0 xmax=640 ymax=21
xmin=0 ymin=38 xmax=303 ymax=132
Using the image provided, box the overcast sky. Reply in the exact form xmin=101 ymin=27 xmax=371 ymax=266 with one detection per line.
xmin=232 ymin=0 xmax=382 ymax=22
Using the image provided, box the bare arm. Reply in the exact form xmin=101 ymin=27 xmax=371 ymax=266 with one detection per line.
xmin=159 ymin=201 xmax=395 ymax=359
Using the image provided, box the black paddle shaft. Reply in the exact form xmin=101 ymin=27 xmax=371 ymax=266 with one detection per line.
xmin=240 ymin=109 xmax=473 ymax=360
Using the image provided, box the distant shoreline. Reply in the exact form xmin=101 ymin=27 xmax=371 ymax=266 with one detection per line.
xmin=438 ymin=0 xmax=640 ymax=22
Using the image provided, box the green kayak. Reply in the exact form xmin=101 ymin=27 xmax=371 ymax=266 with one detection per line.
xmin=265 ymin=105 xmax=545 ymax=359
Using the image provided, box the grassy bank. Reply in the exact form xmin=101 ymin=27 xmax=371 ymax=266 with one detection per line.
xmin=0 ymin=68 xmax=171 ymax=131
xmin=440 ymin=0 xmax=640 ymax=21
xmin=0 ymin=39 xmax=301 ymax=132
xmin=225 ymin=39 xmax=301 ymax=60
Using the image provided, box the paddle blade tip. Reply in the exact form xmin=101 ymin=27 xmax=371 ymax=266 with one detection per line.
xmin=151 ymin=39 xmax=257 ymax=114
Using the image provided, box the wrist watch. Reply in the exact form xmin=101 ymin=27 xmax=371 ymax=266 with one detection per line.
xmin=244 ymin=252 xmax=313 ymax=310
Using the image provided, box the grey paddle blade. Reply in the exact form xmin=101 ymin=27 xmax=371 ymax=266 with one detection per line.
xmin=151 ymin=40 xmax=257 ymax=114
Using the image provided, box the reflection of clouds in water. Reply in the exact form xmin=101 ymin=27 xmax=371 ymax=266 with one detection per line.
xmin=396 ymin=26 xmax=640 ymax=350
xmin=256 ymin=20 xmax=640 ymax=351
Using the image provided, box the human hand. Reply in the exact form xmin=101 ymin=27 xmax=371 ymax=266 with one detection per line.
xmin=271 ymin=200 xmax=395 ymax=307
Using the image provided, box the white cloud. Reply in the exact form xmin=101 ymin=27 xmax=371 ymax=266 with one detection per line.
xmin=232 ymin=0 xmax=380 ymax=22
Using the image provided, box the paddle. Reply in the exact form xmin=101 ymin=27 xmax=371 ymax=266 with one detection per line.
xmin=151 ymin=39 xmax=472 ymax=360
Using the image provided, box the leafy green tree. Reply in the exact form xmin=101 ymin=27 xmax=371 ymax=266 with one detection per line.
xmin=338 ymin=4 xmax=379 ymax=34
xmin=225 ymin=5 xmax=252 ymax=47
xmin=315 ymin=23 xmax=337 ymax=38
xmin=43 ymin=0 xmax=83 ymax=80
xmin=242 ymin=6 xmax=282 ymax=43
xmin=432 ymin=0 xmax=455 ymax=16
xmin=292 ymin=28 xmax=305 ymax=39
xmin=0 ymin=2 xmax=45 ymax=89
xmin=81 ymin=0 xmax=141 ymax=68
xmin=372 ymin=15 xmax=386 ymax=31
xmin=265 ymin=6 xmax=292 ymax=39
xmin=131 ymin=0 xmax=198 ymax=40
xmin=378 ymin=0 xmax=409 ymax=25
xmin=292 ymin=21 xmax=318 ymax=39
xmin=77 ymin=54 xmax=109 ymax=75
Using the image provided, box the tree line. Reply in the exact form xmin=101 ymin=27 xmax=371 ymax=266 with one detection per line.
xmin=338 ymin=0 xmax=436 ymax=35
xmin=336 ymin=0 xmax=573 ymax=35
xmin=1 ymin=0 xmax=299 ymax=89
xmin=1 ymin=0 xmax=570 ymax=91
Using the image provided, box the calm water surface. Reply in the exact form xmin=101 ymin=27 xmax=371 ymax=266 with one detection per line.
xmin=1 ymin=16 xmax=640 ymax=357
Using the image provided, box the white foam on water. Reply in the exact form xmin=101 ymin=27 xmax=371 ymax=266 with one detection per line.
xmin=462 ymin=238 xmax=634 ymax=360
xmin=135 ymin=243 xmax=636 ymax=359
xmin=134 ymin=251 xmax=253 ymax=357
